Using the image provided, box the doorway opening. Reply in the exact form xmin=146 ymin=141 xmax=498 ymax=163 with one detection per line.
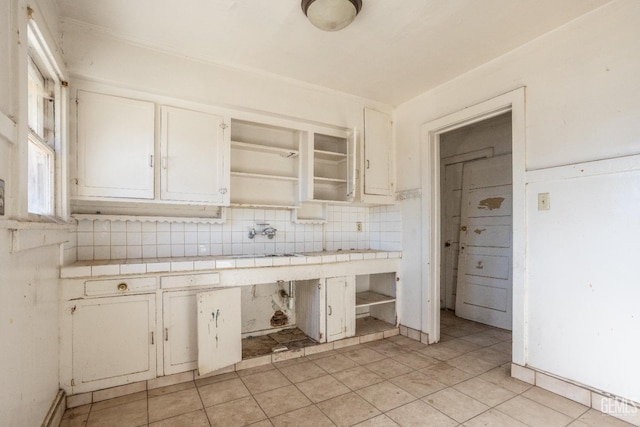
xmin=439 ymin=113 xmax=513 ymax=333
xmin=420 ymin=88 xmax=526 ymax=362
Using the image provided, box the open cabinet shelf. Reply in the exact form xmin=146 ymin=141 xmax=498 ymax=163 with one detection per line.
xmin=230 ymin=119 xmax=303 ymax=207
xmin=355 ymin=291 xmax=396 ymax=308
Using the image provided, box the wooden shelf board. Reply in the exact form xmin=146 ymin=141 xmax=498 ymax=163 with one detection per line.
xmin=355 ymin=291 xmax=396 ymax=308
xmin=231 ymin=140 xmax=299 ymax=157
xmin=314 ymin=149 xmax=346 ymax=161
xmin=314 ymin=176 xmax=347 ymax=183
xmin=231 ymin=171 xmax=298 ymax=182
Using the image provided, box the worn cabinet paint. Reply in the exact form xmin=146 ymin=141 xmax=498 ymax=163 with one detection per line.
xmin=197 ymin=287 xmax=242 ymax=376
xmin=71 ymin=294 xmax=156 ymax=393
xmin=325 ymin=276 xmax=356 ymax=342
xmin=162 ymin=290 xmax=198 ymax=375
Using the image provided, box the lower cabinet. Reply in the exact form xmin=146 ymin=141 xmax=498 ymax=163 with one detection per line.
xmin=70 ymin=294 xmax=157 ymax=393
xmin=296 ymin=277 xmax=355 ymax=343
xmin=162 ymin=290 xmax=198 ymax=375
xmin=326 ymin=276 xmax=356 ymax=342
xmin=163 ymin=286 xmax=242 ymax=377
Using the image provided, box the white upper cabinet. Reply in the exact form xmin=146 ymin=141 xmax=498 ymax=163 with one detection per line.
xmin=160 ymin=106 xmax=230 ymax=205
xmin=362 ymin=108 xmax=394 ymax=202
xmin=76 ymin=91 xmax=155 ymax=199
xmin=302 ymin=129 xmax=356 ymax=203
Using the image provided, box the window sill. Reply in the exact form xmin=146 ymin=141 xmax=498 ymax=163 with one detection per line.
xmin=1 ymin=219 xmax=75 ymax=253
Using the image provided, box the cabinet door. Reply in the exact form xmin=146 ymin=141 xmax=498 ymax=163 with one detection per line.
xmin=77 ymin=91 xmax=155 ymax=199
xmin=363 ymin=108 xmax=393 ymax=196
xmin=197 ymin=287 xmax=241 ymax=376
xmin=161 ymin=106 xmax=230 ymax=205
xmin=163 ymin=290 xmax=198 ymax=375
xmin=326 ymin=276 xmax=356 ymax=342
xmin=71 ymin=294 xmax=156 ymax=393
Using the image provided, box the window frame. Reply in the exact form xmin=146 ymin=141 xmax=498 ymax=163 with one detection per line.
xmin=26 ymin=13 xmax=67 ymax=222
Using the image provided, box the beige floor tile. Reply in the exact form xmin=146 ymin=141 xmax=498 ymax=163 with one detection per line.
xmin=392 ymin=351 xmax=439 ymax=370
xmin=463 ymin=408 xmax=527 ymax=427
xmin=365 ymin=358 xmax=413 ymax=379
xmin=466 ymin=347 xmax=512 ymax=366
xmin=573 ymin=409 xmax=636 ymax=427
xmin=389 ymin=371 xmax=447 ymax=398
xmin=483 ymin=328 xmax=512 ymax=342
xmin=317 ymin=392 xmax=380 ymax=427
xmin=356 ymin=381 xmax=416 ymax=412
xmin=386 ymin=400 xmax=457 ymax=427
xmin=341 ymin=346 xmax=387 ymax=365
xmin=148 ymin=387 xmax=204 ymax=423
xmin=478 ymin=365 xmax=532 ymax=394
xmin=365 ymin=341 xmax=407 ymax=358
xmin=278 ymin=360 xmax=327 ymax=383
xmin=194 ymin=371 xmax=238 ymax=386
xmin=332 ymin=366 xmax=385 ymax=390
xmin=90 ymin=391 xmax=147 ymax=412
xmin=423 ymin=387 xmax=489 ymax=423
xmin=489 ymin=340 xmax=513 ymax=354
xmin=241 ymin=369 xmax=292 ymax=394
xmin=253 ymin=385 xmax=312 ymax=418
xmin=296 ymin=374 xmax=351 ymax=402
xmin=148 ymin=380 xmax=195 ymax=397
xmin=305 ymin=349 xmax=340 ymax=361
xmin=270 ymin=404 xmax=335 ymax=427
xmin=60 ymin=415 xmax=90 ymax=427
xmin=446 ymin=354 xmax=499 ymax=375
xmin=86 ymin=399 xmax=147 ymax=427
xmin=441 ymin=324 xmax=486 ymax=338
xmin=420 ymin=362 xmax=475 ymax=386
xmin=353 ymin=414 xmax=400 ymax=426
xmin=198 ymin=377 xmax=250 ymax=407
xmin=454 ymin=377 xmax=516 ymax=406
xmin=149 ymin=409 xmax=210 ymax=427
xmin=523 ymin=386 xmax=590 ymax=418
xmin=62 ymin=404 xmax=91 ymax=420
xmin=249 ymin=421 xmax=274 ymax=427
xmin=273 ymin=354 xmax=307 ymax=368
xmin=313 ymin=353 xmax=359 ymax=373
xmin=236 ymin=362 xmax=276 ymax=377
xmin=386 ymin=335 xmax=428 ymax=351
xmin=459 ymin=331 xmax=505 ymax=347
xmin=496 ymin=395 xmax=573 ymax=427
xmin=205 ymin=395 xmax=267 ymax=426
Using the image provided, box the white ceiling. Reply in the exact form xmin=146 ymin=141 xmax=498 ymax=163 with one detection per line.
xmin=56 ymin=0 xmax=610 ymax=106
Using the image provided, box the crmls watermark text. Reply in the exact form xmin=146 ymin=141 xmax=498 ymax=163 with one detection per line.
xmin=600 ymin=397 xmax=638 ymax=415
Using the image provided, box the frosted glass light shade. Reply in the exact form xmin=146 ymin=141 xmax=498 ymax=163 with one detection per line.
xmin=302 ymin=0 xmax=362 ymax=31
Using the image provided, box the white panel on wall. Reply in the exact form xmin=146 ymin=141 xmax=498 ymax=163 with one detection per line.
xmin=527 ymin=167 xmax=640 ymax=402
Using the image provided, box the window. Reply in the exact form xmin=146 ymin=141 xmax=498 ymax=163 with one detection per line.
xmin=27 ymin=56 xmax=55 ymax=215
xmin=26 ymin=13 xmax=65 ymax=219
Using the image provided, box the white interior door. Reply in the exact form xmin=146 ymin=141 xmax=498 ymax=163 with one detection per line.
xmin=197 ymin=287 xmax=241 ymax=376
xmin=455 ymin=154 xmax=513 ymax=330
xmin=441 ymin=162 xmax=464 ymax=310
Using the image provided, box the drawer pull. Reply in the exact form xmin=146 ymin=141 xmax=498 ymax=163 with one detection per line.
xmin=117 ymin=283 xmax=128 ymax=292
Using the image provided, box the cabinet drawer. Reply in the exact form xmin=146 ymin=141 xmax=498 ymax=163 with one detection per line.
xmin=85 ymin=277 xmax=157 ymax=296
xmin=161 ymin=273 xmax=220 ymax=290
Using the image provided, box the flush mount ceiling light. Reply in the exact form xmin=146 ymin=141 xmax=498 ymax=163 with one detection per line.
xmin=302 ymin=0 xmax=362 ymax=31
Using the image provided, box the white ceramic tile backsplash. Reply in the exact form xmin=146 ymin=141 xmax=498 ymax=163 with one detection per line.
xmin=369 ymin=205 xmax=402 ymax=251
xmin=73 ymin=205 xmax=402 ymax=261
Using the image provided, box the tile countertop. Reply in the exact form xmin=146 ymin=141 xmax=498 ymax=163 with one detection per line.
xmin=61 ymin=250 xmax=402 ymax=279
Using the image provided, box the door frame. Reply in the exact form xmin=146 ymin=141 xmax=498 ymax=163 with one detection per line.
xmin=420 ymin=87 xmax=526 ymax=365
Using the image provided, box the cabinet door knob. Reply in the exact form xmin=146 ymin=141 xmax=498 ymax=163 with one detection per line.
xmin=117 ymin=283 xmax=128 ymax=292
xmin=328 ymin=305 xmax=332 ymax=316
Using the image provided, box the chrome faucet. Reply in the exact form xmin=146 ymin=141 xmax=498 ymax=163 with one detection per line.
xmin=248 ymin=224 xmax=277 ymax=240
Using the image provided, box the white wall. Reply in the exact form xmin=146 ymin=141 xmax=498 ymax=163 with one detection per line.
xmin=0 ymin=1 xmax=68 ymax=426
xmin=395 ymin=0 xmax=640 ymax=402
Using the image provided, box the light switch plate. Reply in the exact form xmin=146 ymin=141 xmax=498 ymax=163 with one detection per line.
xmin=538 ymin=192 xmax=550 ymax=211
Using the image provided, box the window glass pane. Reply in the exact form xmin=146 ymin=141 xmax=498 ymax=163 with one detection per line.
xmin=27 ymin=59 xmax=45 ymax=137
xmin=28 ymin=138 xmax=54 ymax=215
